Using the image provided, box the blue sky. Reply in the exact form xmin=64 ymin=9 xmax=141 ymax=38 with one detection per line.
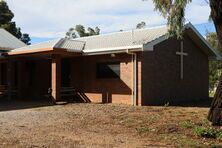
xmin=5 ymin=0 xmax=215 ymax=44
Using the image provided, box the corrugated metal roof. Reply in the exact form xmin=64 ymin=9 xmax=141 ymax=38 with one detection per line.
xmin=57 ymin=39 xmax=85 ymax=52
xmin=10 ymin=25 xmax=168 ymax=53
xmin=0 ymin=28 xmax=26 ymax=50
xmin=74 ymin=26 xmax=168 ymax=51
xmin=6 ymin=23 xmax=220 ymax=59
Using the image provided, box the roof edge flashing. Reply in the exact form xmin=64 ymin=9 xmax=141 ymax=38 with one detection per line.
xmin=83 ymin=45 xmax=142 ymax=54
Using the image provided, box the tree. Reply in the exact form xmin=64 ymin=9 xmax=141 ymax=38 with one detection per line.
xmin=136 ymin=21 xmax=146 ymax=29
xmin=75 ymin=25 xmax=86 ymax=37
xmin=0 ymin=0 xmax=31 ymax=44
xmin=95 ymin=27 xmax=100 ymax=35
xmin=66 ymin=28 xmax=77 ymax=39
xmin=151 ymin=0 xmax=222 ymax=125
xmin=21 ymin=33 xmax=31 ymax=45
xmin=66 ymin=25 xmax=100 ymax=39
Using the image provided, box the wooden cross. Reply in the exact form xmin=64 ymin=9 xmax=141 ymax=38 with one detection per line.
xmin=176 ymin=41 xmax=188 ymax=80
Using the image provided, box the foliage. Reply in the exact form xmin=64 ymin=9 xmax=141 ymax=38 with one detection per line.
xmin=180 ymin=121 xmax=194 ymax=129
xmin=136 ymin=21 xmax=146 ymax=29
xmin=152 ymin=0 xmax=192 ymax=39
xmin=217 ymin=131 xmax=222 ymax=140
xmin=206 ymin=32 xmax=222 ymax=92
xmin=21 ymin=33 xmax=31 ymax=45
xmin=194 ymin=127 xmax=222 ymax=139
xmin=0 ymin=0 xmax=31 ymax=44
xmin=206 ymin=32 xmax=219 ymax=50
xmin=66 ymin=25 xmax=100 ymax=39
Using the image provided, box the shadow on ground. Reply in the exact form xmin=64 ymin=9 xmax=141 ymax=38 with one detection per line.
xmin=0 ymin=97 xmax=213 ymax=112
xmin=0 ymin=99 xmax=53 ymax=112
xmin=155 ymin=98 xmax=213 ymax=108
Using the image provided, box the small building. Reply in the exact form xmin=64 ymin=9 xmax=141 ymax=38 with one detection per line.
xmin=0 ymin=23 xmax=220 ymax=105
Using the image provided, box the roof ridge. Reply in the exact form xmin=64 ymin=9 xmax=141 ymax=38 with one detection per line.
xmin=53 ymin=38 xmax=65 ymax=48
xmin=66 ymin=38 xmax=86 ymax=43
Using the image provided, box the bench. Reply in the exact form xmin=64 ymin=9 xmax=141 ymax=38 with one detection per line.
xmin=45 ymin=87 xmax=77 ymax=104
xmin=0 ymin=85 xmax=17 ymax=99
xmin=45 ymin=87 xmax=91 ymax=104
xmin=0 ymin=85 xmax=7 ymax=97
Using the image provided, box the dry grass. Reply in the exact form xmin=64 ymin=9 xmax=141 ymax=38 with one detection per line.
xmin=0 ymin=101 xmax=221 ymax=147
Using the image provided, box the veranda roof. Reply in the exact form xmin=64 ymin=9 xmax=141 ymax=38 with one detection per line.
xmin=11 ymin=38 xmax=85 ymax=53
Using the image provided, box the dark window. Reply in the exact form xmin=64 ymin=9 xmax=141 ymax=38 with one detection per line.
xmin=96 ymin=62 xmax=120 ymax=78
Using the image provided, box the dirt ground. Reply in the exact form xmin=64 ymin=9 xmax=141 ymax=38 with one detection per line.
xmin=0 ymin=101 xmax=221 ymax=148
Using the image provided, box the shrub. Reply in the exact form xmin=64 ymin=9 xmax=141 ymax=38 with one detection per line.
xmin=194 ymin=127 xmax=218 ymax=139
xmin=217 ymin=131 xmax=222 ymax=140
xmin=180 ymin=121 xmax=194 ymax=129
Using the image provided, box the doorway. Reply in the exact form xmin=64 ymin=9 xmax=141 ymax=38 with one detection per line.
xmin=61 ymin=59 xmax=71 ymax=87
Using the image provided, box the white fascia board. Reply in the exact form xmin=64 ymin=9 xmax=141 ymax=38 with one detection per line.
xmin=185 ymin=23 xmax=220 ymax=59
xmin=83 ymin=45 xmax=143 ymax=55
xmin=83 ymin=50 xmax=127 ymax=56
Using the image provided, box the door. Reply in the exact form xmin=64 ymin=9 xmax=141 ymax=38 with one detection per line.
xmin=61 ymin=59 xmax=71 ymax=87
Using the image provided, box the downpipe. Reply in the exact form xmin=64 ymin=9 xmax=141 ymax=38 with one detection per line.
xmin=126 ymin=49 xmax=137 ymax=106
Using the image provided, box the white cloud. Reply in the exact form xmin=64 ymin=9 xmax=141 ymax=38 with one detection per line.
xmin=5 ymin=0 xmax=210 ymax=38
xmin=185 ymin=0 xmax=211 ymax=23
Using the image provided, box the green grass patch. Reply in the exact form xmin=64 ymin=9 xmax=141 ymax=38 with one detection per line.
xmin=217 ymin=131 xmax=222 ymax=140
xmin=136 ymin=126 xmax=152 ymax=134
xmin=180 ymin=121 xmax=195 ymax=129
xmin=194 ymin=127 xmax=222 ymax=139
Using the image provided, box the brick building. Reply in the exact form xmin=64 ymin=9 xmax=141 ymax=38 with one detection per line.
xmin=0 ymin=23 xmax=220 ymax=105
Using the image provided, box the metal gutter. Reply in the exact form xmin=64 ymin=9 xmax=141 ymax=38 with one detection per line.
xmin=83 ymin=45 xmax=143 ymax=55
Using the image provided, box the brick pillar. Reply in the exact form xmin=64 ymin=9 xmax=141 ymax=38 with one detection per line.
xmin=51 ymin=54 xmax=61 ymax=102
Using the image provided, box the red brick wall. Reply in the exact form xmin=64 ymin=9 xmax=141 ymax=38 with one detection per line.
xmin=70 ymin=54 xmax=134 ymax=105
xmin=141 ymin=34 xmax=209 ymax=105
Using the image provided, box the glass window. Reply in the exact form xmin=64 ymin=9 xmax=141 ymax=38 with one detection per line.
xmin=96 ymin=62 xmax=120 ymax=78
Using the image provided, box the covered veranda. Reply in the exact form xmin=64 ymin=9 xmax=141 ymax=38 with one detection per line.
xmin=0 ymin=39 xmax=84 ymax=103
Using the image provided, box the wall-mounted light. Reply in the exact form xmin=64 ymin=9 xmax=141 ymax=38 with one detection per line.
xmin=111 ymin=53 xmax=116 ymax=58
